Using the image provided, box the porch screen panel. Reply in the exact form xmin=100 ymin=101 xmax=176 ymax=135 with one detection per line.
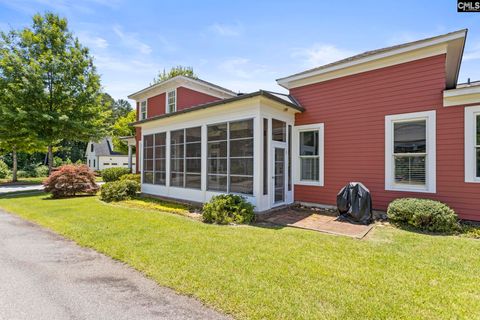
xmin=154 ymin=132 xmax=166 ymax=185
xmin=170 ymin=129 xmax=185 ymax=187
xmin=229 ymin=119 xmax=254 ymax=195
xmin=288 ymin=125 xmax=292 ymax=191
xmin=393 ymin=120 xmax=426 ymax=185
xmin=143 ymin=134 xmax=154 ymax=184
xmin=263 ymin=118 xmax=268 ymax=195
xmin=207 ymin=123 xmax=228 ymax=192
xmin=185 ymin=127 xmax=202 ymax=189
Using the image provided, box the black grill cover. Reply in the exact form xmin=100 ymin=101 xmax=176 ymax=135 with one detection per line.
xmin=336 ymin=182 xmax=372 ymax=224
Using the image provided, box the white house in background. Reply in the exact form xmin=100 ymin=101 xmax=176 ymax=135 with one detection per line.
xmin=85 ymin=137 xmax=136 ymax=171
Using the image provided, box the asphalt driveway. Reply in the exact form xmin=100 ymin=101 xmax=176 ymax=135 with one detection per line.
xmin=0 ymin=209 xmax=228 ymax=320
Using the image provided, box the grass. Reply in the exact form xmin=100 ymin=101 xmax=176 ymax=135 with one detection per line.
xmin=0 ymin=177 xmax=46 ymax=185
xmin=0 ymin=192 xmax=479 ymax=319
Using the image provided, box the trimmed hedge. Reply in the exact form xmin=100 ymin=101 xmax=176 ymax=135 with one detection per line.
xmin=202 ymin=194 xmax=255 ymax=224
xmin=100 ymin=180 xmax=139 ymax=202
xmin=43 ymin=165 xmax=99 ymax=198
xmin=387 ymin=198 xmax=459 ymax=232
xmin=101 ymin=167 xmax=131 ymax=182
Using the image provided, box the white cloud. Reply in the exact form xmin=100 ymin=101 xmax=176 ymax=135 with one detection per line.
xmin=291 ymin=44 xmax=355 ymax=68
xmin=77 ymin=32 xmax=109 ymax=50
xmin=112 ymin=25 xmax=152 ymax=55
xmin=209 ymin=22 xmax=243 ymax=36
xmin=219 ymin=58 xmax=251 ymax=78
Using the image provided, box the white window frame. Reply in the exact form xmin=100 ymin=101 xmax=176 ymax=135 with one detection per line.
xmin=292 ymin=123 xmax=324 ymax=187
xmin=140 ymin=100 xmax=147 ymax=120
xmin=166 ymin=89 xmax=177 ymax=114
xmin=385 ymin=110 xmax=436 ymax=193
xmin=465 ymin=105 xmax=480 ymax=183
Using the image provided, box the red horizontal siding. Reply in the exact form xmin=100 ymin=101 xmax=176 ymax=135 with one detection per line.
xmin=291 ymin=54 xmax=480 ymax=221
xmin=176 ymin=86 xmax=221 ymax=111
xmin=147 ymin=92 xmax=166 ymax=118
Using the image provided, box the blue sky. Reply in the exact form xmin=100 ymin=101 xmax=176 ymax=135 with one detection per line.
xmin=1 ymin=0 xmax=480 ymax=100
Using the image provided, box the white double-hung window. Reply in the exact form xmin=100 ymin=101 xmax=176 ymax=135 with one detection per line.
xmin=140 ymin=100 xmax=147 ymax=120
xmin=385 ymin=110 xmax=436 ymax=193
xmin=166 ymin=89 xmax=176 ymax=113
xmin=293 ymin=123 xmax=324 ymax=186
xmin=465 ymin=105 xmax=480 ymax=183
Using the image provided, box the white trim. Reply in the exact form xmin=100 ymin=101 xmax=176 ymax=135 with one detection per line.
xmin=464 ymin=105 xmax=480 ymax=183
xmin=128 ymin=75 xmax=236 ymax=101
xmin=443 ymin=86 xmax=480 ymax=107
xmin=140 ymin=100 xmax=147 ymax=120
xmin=385 ymin=110 xmax=436 ymax=193
xmin=166 ymin=88 xmax=177 ymax=114
xmin=292 ymin=123 xmax=325 ymax=187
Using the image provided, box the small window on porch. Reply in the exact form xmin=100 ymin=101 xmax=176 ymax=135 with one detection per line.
xmin=272 ymin=119 xmax=286 ymax=142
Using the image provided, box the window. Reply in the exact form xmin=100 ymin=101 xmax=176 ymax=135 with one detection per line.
xmin=385 ymin=111 xmax=436 ymax=192
xmin=272 ymin=119 xmax=286 ymax=142
xmin=465 ymin=106 xmax=480 ymax=183
xmin=90 ymin=144 xmax=94 ymax=152
xmin=170 ymin=127 xmax=201 ymax=189
xmin=300 ymin=131 xmax=320 ymax=181
xmin=93 ymin=159 xmax=96 ymax=168
xmin=140 ymin=100 xmax=147 ymax=120
xmin=112 ymin=163 xmax=118 ymax=165
xmin=167 ymin=90 xmax=176 ymax=113
xmin=207 ymin=119 xmax=254 ymax=195
xmin=293 ymin=124 xmax=324 ymax=186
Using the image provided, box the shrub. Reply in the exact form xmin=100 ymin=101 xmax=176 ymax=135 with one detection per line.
xmin=34 ymin=165 xmax=49 ymax=177
xmin=119 ymin=173 xmax=141 ymax=184
xmin=16 ymin=170 xmax=29 ymax=178
xmin=43 ymin=164 xmax=99 ymax=198
xmin=100 ymin=180 xmax=139 ymax=202
xmin=202 ymin=194 xmax=255 ymax=224
xmin=22 ymin=163 xmax=38 ymax=177
xmin=387 ymin=198 xmax=459 ymax=232
xmin=101 ymin=167 xmax=131 ymax=182
xmin=0 ymin=160 xmax=9 ymax=179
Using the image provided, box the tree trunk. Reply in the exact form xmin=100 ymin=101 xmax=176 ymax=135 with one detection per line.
xmin=48 ymin=145 xmax=53 ymax=175
xmin=12 ymin=147 xmax=17 ymax=182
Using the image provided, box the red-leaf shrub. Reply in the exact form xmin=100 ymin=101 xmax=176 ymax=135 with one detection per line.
xmin=43 ymin=164 xmax=99 ymax=198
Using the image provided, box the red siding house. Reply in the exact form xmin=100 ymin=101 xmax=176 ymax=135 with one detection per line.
xmin=129 ymin=29 xmax=480 ymax=221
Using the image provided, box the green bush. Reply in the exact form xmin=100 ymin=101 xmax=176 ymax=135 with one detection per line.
xmin=34 ymin=165 xmax=49 ymax=177
xmin=119 ymin=173 xmax=141 ymax=184
xmin=100 ymin=180 xmax=139 ymax=202
xmin=16 ymin=170 xmax=29 ymax=178
xmin=101 ymin=167 xmax=131 ymax=182
xmin=387 ymin=198 xmax=459 ymax=233
xmin=0 ymin=160 xmax=9 ymax=179
xmin=202 ymin=194 xmax=255 ymax=224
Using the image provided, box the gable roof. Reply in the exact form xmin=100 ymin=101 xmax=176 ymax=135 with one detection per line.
xmin=131 ymin=90 xmax=303 ymax=126
xmin=128 ymin=75 xmax=237 ymax=100
xmin=89 ymin=138 xmax=125 ymax=156
xmin=277 ymin=29 xmax=467 ymax=90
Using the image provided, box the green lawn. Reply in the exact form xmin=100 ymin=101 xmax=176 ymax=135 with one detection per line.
xmin=0 ymin=192 xmax=479 ymax=319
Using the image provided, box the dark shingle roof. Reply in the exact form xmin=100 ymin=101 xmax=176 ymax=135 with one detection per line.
xmin=91 ymin=138 xmax=125 ymax=156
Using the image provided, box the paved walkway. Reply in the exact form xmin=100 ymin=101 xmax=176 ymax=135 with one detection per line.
xmin=0 ymin=210 xmax=228 ymax=320
xmin=0 ymin=184 xmax=44 ymax=194
xmin=258 ymin=208 xmax=374 ymax=239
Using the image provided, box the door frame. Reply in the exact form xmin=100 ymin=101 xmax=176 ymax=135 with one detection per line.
xmin=271 ymin=141 xmax=287 ymax=207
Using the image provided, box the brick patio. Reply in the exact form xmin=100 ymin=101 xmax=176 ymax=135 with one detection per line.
xmin=257 ymin=207 xmax=374 ymax=239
